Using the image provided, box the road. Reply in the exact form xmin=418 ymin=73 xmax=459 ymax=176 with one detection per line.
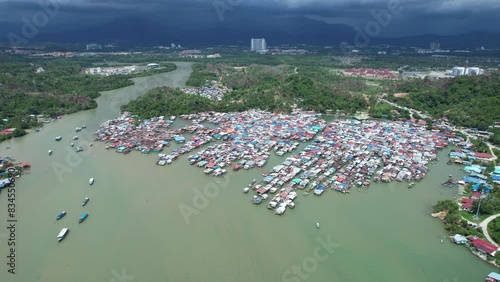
xmin=378 ymin=98 xmax=499 ymax=161
xmin=480 ymin=214 xmax=500 ymax=246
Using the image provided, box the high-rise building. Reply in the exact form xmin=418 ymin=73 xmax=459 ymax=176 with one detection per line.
xmin=465 ymin=67 xmax=484 ymax=76
xmin=430 ymin=42 xmax=440 ymax=51
xmin=452 ymin=67 xmax=466 ymax=77
xmin=251 ymin=38 xmax=267 ymax=52
xmin=450 ymin=67 xmax=484 ymax=77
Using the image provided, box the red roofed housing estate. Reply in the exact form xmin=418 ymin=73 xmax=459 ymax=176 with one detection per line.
xmin=472 ymin=238 xmax=499 ymax=256
xmin=476 ymin=152 xmax=493 ymax=159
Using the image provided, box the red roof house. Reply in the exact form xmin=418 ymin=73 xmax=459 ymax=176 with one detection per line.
xmin=471 ymin=192 xmax=482 ymax=199
xmin=461 ymin=198 xmax=474 ymax=210
xmin=475 ymin=152 xmax=493 ymax=159
xmin=472 ymin=238 xmax=499 ymax=256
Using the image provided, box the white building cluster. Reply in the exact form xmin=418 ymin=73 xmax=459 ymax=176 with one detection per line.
xmin=447 ymin=67 xmax=485 ymax=77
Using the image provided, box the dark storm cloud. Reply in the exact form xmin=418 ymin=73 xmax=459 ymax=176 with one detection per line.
xmin=0 ymin=0 xmax=498 ymax=42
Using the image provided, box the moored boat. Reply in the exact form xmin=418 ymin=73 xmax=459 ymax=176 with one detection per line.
xmin=89 ymin=178 xmax=94 ymax=185
xmin=48 ymin=150 xmax=52 ymax=155
xmin=81 ymin=197 xmax=89 ymax=206
xmin=56 ymin=211 xmax=67 ymax=220
xmin=485 ymin=272 xmax=500 ymax=282
xmin=316 ymin=222 xmax=320 ymax=229
xmin=57 ymin=228 xmax=69 ymax=242
xmin=252 ymin=195 xmax=263 ymax=205
xmin=243 ymin=187 xmax=250 ymax=193
xmin=55 ymin=136 xmax=62 ymax=141
xmin=79 ymin=212 xmax=88 ymax=223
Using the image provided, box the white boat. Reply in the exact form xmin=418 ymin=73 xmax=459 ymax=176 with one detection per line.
xmin=55 ymin=136 xmax=62 ymax=141
xmin=243 ymin=187 xmax=250 ymax=193
xmin=57 ymin=228 xmax=69 ymax=242
xmin=70 ymin=143 xmax=74 ymax=147
xmin=268 ymin=201 xmax=278 ymax=209
xmin=48 ymin=150 xmax=52 ymax=155
xmin=316 ymin=222 xmax=320 ymax=229
xmin=275 ymin=204 xmax=286 ymax=215
xmin=89 ymin=178 xmax=94 ymax=185
xmin=73 ymin=136 xmax=78 ymax=140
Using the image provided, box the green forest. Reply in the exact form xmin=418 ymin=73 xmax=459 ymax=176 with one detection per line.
xmin=121 ymin=87 xmax=216 ymax=118
xmin=388 ymin=73 xmax=500 ymax=131
xmin=181 ymin=63 xmax=373 ymax=114
xmin=0 ymin=54 xmax=176 ymax=141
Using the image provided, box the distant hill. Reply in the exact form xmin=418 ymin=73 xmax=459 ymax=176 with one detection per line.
xmin=1 ymin=16 xmax=499 ymax=48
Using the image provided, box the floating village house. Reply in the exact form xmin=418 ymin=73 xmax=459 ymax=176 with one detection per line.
xmin=452 ymin=234 xmax=468 ymax=245
xmin=471 ymin=238 xmax=500 ymax=256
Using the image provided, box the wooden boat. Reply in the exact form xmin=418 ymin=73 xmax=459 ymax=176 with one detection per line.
xmin=56 ymin=211 xmax=66 ymax=220
xmin=81 ymin=197 xmax=89 ymax=206
xmin=79 ymin=212 xmax=88 ymax=223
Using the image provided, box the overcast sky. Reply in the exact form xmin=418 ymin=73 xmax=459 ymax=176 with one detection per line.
xmin=0 ymin=0 xmax=499 ymax=44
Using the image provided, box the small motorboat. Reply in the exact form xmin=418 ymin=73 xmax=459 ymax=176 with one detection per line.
xmin=243 ymin=187 xmax=250 ymax=193
xmin=252 ymin=195 xmax=263 ymax=205
xmin=56 ymin=211 xmax=67 ymax=220
xmin=70 ymin=143 xmax=74 ymax=147
xmin=79 ymin=212 xmax=88 ymax=223
xmin=48 ymin=150 xmax=53 ymax=155
xmin=81 ymin=197 xmax=89 ymax=206
xmin=82 ymin=125 xmax=87 ymax=129
xmin=316 ymin=222 xmax=320 ymax=229
xmin=57 ymin=228 xmax=69 ymax=242
xmin=408 ymin=182 xmax=415 ymax=188
xmin=75 ymin=127 xmax=81 ymax=132
xmin=55 ymin=136 xmax=62 ymax=141
xmin=89 ymin=178 xmax=94 ymax=185
xmin=73 ymin=136 xmax=78 ymax=140
xmin=75 ymin=147 xmax=83 ymax=152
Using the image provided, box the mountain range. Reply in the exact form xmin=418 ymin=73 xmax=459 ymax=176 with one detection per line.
xmin=2 ymin=16 xmax=500 ymax=49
